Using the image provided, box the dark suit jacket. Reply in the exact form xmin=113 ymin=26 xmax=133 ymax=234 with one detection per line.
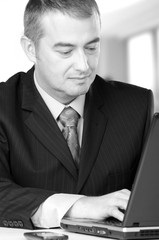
xmin=0 ymin=67 xmax=153 ymax=229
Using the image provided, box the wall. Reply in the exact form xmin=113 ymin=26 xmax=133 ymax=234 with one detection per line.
xmin=97 ymin=36 xmax=127 ymax=83
xmin=0 ymin=0 xmax=32 ymax=82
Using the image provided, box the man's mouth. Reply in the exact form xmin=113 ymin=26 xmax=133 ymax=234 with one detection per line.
xmin=69 ymin=74 xmax=91 ymax=80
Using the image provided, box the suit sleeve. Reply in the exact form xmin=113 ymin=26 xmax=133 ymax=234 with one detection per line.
xmin=0 ymin=126 xmax=54 ymax=229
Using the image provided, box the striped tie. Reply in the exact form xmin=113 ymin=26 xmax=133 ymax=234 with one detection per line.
xmin=59 ymin=107 xmax=80 ymax=167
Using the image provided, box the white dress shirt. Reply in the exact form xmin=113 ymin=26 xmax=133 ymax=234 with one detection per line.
xmin=31 ymin=76 xmax=85 ymax=228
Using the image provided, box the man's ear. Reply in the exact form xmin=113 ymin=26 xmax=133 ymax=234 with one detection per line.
xmin=21 ymin=36 xmax=37 ymax=63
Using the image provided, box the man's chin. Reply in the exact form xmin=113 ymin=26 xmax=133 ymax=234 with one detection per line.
xmin=69 ymin=89 xmax=88 ymax=98
xmin=72 ymin=84 xmax=90 ymax=95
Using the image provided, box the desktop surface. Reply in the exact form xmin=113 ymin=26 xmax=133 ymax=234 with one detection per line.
xmin=0 ymin=227 xmax=110 ymax=240
xmin=1 ymin=227 xmax=159 ymax=240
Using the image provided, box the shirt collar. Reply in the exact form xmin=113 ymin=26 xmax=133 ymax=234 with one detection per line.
xmin=34 ymin=74 xmax=85 ymax=120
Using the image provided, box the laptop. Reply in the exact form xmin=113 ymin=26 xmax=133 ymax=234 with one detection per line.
xmin=61 ymin=112 xmax=159 ymax=239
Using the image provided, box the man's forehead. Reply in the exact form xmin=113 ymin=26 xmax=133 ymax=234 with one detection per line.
xmin=41 ymin=11 xmax=101 ymax=45
xmin=41 ymin=9 xmax=100 ymax=29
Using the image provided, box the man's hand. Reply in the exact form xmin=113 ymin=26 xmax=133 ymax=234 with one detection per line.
xmin=66 ymin=189 xmax=130 ymax=221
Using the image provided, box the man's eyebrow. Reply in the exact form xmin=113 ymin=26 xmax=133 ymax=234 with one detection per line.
xmin=54 ymin=43 xmax=75 ymax=48
xmin=53 ymin=37 xmax=100 ymax=48
xmin=86 ymin=37 xmax=100 ymax=45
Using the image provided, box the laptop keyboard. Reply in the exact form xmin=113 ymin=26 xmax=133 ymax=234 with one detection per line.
xmin=100 ymin=217 xmax=122 ymax=227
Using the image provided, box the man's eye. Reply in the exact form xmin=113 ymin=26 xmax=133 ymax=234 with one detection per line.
xmin=63 ymin=51 xmax=72 ymax=55
xmin=58 ymin=50 xmax=72 ymax=56
xmin=88 ymin=47 xmax=96 ymax=51
xmin=86 ymin=46 xmax=98 ymax=53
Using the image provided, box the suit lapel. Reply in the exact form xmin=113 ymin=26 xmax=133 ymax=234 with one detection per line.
xmin=77 ymin=80 xmax=108 ymax=192
xmin=20 ymin=69 xmax=108 ymax=185
xmin=21 ymin=68 xmax=78 ymax=180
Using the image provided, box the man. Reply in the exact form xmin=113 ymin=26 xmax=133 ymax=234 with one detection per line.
xmin=0 ymin=0 xmax=153 ymax=230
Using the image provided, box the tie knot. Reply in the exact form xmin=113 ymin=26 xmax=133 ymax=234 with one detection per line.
xmin=59 ymin=107 xmax=79 ymax=127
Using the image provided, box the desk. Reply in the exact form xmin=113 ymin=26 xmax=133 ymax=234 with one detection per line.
xmin=0 ymin=227 xmax=112 ymax=240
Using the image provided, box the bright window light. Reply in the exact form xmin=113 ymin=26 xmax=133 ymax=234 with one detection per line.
xmin=127 ymin=33 xmax=155 ymax=90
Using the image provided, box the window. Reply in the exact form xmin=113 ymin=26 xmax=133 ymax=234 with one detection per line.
xmin=127 ymin=32 xmax=155 ymax=90
xmin=127 ymin=31 xmax=159 ymax=111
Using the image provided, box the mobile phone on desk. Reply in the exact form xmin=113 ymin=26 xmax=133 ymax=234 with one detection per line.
xmin=24 ymin=231 xmax=68 ymax=240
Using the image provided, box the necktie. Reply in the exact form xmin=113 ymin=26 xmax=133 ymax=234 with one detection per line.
xmin=59 ymin=107 xmax=80 ymax=167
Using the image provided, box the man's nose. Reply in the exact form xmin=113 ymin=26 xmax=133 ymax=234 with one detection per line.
xmin=73 ymin=50 xmax=89 ymax=72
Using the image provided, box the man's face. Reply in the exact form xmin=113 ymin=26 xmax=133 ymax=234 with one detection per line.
xmin=34 ymin=11 xmax=101 ymax=104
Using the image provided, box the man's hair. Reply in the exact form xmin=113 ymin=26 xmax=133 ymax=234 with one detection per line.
xmin=24 ymin=0 xmax=100 ymax=46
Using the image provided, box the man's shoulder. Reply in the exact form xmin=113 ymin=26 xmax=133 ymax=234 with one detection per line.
xmin=0 ymin=72 xmax=24 ymax=89
xmin=94 ymin=75 xmax=151 ymax=96
xmin=92 ymin=75 xmax=153 ymax=112
xmin=0 ymin=67 xmax=34 ymax=95
xmin=0 ymin=67 xmax=34 ymax=110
